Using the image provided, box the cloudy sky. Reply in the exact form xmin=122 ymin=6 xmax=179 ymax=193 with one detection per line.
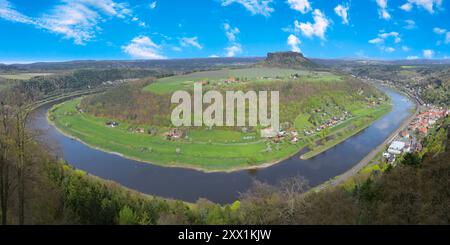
xmin=0 ymin=0 xmax=449 ymax=63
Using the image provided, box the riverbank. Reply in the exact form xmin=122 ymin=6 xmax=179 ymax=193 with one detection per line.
xmin=300 ymin=103 xmax=392 ymax=160
xmin=313 ymin=84 xmax=419 ymax=191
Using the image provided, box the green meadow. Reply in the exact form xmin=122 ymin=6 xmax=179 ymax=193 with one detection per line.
xmin=0 ymin=73 xmax=53 ymax=80
xmin=143 ymin=67 xmax=342 ymax=94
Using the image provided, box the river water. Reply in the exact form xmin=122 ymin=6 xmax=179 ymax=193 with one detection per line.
xmin=28 ymin=86 xmax=413 ymax=204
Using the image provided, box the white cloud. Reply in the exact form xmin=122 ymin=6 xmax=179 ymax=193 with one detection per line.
xmin=423 ymin=49 xmax=434 ymax=59
xmin=381 ymin=32 xmax=400 ymax=41
xmin=384 ymin=47 xmax=395 ymax=53
xmin=225 ymin=44 xmax=243 ymax=57
xmin=223 ymin=23 xmax=242 ymax=57
xmin=370 ymin=31 xmax=401 ymax=44
xmin=149 ymin=1 xmax=157 ymax=9
xmin=400 ymin=0 xmax=442 ymax=14
xmin=404 ymin=19 xmax=416 ymax=29
xmin=295 ymin=9 xmax=330 ymax=40
xmin=334 ymin=4 xmax=349 ymax=25
xmin=287 ymin=0 xmax=312 ymax=14
xmin=122 ymin=36 xmax=166 ymax=59
xmin=224 ymin=23 xmax=240 ymax=42
xmin=407 ymin=55 xmax=419 ymax=60
xmin=0 ymin=0 xmax=35 ymax=24
xmin=402 ymin=46 xmax=411 ymax=51
xmin=172 ymin=46 xmax=182 ymax=52
xmin=400 ymin=3 xmax=413 ymax=11
xmin=369 ymin=37 xmax=384 ymax=44
xmin=131 ymin=16 xmax=146 ymax=27
xmin=180 ymin=37 xmax=203 ymax=49
xmin=221 ymin=0 xmax=274 ymax=17
xmin=0 ymin=0 xmax=134 ymax=45
xmin=376 ymin=0 xmax=391 ymax=20
xmin=209 ymin=55 xmax=220 ymax=58
xmin=433 ymin=27 xmax=446 ymax=34
xmin=287 ymin=34 xmax=301 ymax=52
xmin=433 ymin=28 xmax=450 ymax=44
xmin=369 ymin=31 xmax=402 ymax=52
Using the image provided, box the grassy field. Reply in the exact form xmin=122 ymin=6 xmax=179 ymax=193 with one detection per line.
xmin=143 ymin=67 xmax=342 ymax=94
xmin=0 ymin=73 xmax=53 ymax=80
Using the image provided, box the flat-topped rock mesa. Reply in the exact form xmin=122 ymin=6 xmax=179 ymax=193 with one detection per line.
xmin=261 ymin=51 xmax=318 ymax=69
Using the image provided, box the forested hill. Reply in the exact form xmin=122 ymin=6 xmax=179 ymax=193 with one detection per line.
xmin=0 ymin=69 xmax=167 ymax=103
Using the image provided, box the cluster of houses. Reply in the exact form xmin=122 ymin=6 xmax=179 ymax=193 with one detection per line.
xmin=408 ymin=107 xmax=448 ymax=136
xmin=261 ymin=127 xmax=299 ymax=143
xmin=223 ymin=77 xmax=239 ymax=84
xmin=165 ymin=128 xmax=186 ymax=140
xmin=105 ymin=120 xmax=189 ymax=141
xmin=303 ymin=111 xmax=352 ymax=136
xmin=383 ymin=106 xmax=449 ymax=163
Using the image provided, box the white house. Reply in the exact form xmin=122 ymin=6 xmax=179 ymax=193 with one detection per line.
xmin=261 ymin=127 xmax=276 ymax=138
xmin=388 ymin=141 xmax=406 ymax=155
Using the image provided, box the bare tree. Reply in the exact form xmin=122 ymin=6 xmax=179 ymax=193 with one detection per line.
xmin=14 ymin=103 xmax=27 ymax=225
xmin=278 ymin=176 xmax=310 ymax=221
xmin=0 ymin=101 xmax=12 ymax=225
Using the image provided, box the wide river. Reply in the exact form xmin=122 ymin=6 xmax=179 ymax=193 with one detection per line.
xmin=28 ymin=86 xmax=414 ymax=204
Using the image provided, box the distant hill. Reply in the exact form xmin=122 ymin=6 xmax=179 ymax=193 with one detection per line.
xmin=313 ymin=58 xmax=450 ymax=67
xmin=0 ymin=57 xmax=264 ymax=72
xmin=261 ymin=52 xmax=317 ymax=69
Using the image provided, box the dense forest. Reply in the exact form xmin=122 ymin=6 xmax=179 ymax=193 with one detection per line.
xmin=14 ymin=69 xmax=167 ymax=100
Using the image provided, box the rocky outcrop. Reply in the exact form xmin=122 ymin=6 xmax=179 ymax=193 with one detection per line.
xmin=261 ymin=51 xmax=317 ymax=69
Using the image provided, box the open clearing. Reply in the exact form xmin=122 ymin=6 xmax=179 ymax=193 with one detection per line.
xmin=143 ymin=67 xmax=342 ymax=94
xmin=0 ymin=73 xmax=53 ymax=80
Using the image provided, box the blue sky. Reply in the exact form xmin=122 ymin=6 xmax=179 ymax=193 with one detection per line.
xmin=0 ymin=0 xmax=449 ymax=63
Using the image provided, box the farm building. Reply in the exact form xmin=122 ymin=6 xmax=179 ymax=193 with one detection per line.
xmin=261 ymin=127 xmax=276 ymax=138
xmin=106 ymin=121 xmax=119 ymax=128
xmin=165 ymin=128 xmax=185 ymax=140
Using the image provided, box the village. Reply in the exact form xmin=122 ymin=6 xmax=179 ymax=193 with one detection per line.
xmin=383 ymin=106 xmax=449 ymax=163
